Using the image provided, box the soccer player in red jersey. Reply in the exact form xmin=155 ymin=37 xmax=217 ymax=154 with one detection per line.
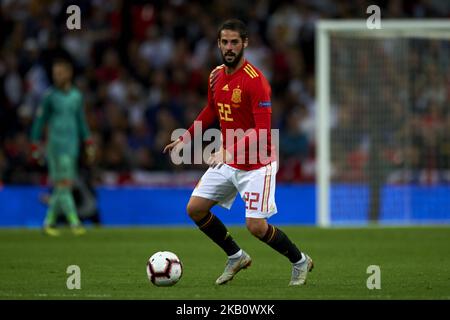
xmin=164 ymin=19 xmax=313 ymax=286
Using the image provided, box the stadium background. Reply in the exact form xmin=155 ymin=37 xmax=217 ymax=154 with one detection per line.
xmin=0 ymin=0 xmax=449 ymax=226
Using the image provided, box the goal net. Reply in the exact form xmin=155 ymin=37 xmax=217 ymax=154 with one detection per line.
xmin=316 ymin=20 xmax=450 ymax=226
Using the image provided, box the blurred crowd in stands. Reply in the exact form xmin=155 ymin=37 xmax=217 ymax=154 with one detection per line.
xmin=0 ymin=0 xmax=448 ymax=186
xmin=330 ymin=35 xmax=450 ymax=185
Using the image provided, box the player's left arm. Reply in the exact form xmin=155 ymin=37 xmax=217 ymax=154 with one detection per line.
xmin=76 ymin=94 xmax=95 ymax=162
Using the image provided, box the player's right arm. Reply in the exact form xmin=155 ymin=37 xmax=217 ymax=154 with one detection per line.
xmin=31 ymin=92 xmax=51 ymax=142
xmin=30 ymin=92 xmax=52 ymax=161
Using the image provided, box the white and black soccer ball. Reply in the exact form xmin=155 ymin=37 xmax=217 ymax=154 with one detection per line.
xmin=146 ymin=251 xmax=183 ymax=287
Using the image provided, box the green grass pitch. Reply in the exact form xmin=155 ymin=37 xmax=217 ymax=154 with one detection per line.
xmin=0 ymin=226 xmax=449 ymax=300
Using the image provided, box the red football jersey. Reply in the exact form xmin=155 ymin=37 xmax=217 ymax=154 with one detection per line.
xmin=183 ymin=59 xmax=275 ymax=171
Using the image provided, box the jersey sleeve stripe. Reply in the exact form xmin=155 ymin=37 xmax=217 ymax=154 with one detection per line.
xmin=245 ymin=64 xmax=259 ymax=76
xmin=244 ymin=65 xmax=259 ymax=78
xmin=244 ymin=68 xmax=256 ymax=78
xmin=244 ymin=67 xmax=258 ymax=78
xmin=244 ymin=66 xmax=258 ymax=78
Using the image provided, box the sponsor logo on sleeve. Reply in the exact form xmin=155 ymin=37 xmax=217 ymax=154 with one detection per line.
xmin=258 ymin=101 xmax=271 ymax=108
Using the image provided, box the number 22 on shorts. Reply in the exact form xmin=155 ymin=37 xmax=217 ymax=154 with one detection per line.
xmin=243 ymin=192 xmax=260 ymax=211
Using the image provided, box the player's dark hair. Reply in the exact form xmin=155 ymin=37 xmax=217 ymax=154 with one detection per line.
xmin=217 ymin=19 xmax=248 ymax=41
xmin=52 ymin=57 xmax=73 ymax=69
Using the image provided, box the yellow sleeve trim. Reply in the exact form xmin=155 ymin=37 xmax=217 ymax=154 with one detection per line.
xmin=244 ymin=64 xmax=259 ymax=78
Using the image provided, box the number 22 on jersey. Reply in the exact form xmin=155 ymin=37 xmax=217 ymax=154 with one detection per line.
xmin=217 ymin=103 xmax=233 ymax=122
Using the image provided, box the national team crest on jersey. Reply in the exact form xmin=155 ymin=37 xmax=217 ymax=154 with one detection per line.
xmin=231 ymin=88 xmax=242 ymax=103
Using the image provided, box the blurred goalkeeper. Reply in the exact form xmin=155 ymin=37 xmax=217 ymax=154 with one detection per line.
xmin=31 ymin=58 xmax=95 ymax=236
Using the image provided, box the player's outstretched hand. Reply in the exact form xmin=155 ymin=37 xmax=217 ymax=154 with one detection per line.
xmin=30 ymin=143 xmax=45 ymax=166
xmin=207 ymin=148 xmax=232 ymax=169
xmin=163 ymin=138 xmax=182 ymax=155
xmin=84 ymin=138 xmax=96 ymax=165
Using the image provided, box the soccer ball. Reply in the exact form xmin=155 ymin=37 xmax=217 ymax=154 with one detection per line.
xmin=146 ymin=251 xmax=183 ymax=287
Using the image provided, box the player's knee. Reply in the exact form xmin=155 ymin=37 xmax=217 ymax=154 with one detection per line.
xmin=186 ymin=202 xmax=207 ymax=221
xmin=246 ymin=220 xmax=267 ymax=239
xmin=57 ymin=179 xmax=72 ymax=188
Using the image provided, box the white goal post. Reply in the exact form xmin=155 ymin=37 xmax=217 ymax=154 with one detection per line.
xmin=315 ymin=20 xmax=450 ymax=227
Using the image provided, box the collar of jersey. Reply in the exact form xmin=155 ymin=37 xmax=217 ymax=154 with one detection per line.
xmin=223 ymin=59 xmax=248 ymax=80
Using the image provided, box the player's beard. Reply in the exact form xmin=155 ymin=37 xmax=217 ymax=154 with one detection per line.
xmin=222 ymin=48 xmax=244 ymax=68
